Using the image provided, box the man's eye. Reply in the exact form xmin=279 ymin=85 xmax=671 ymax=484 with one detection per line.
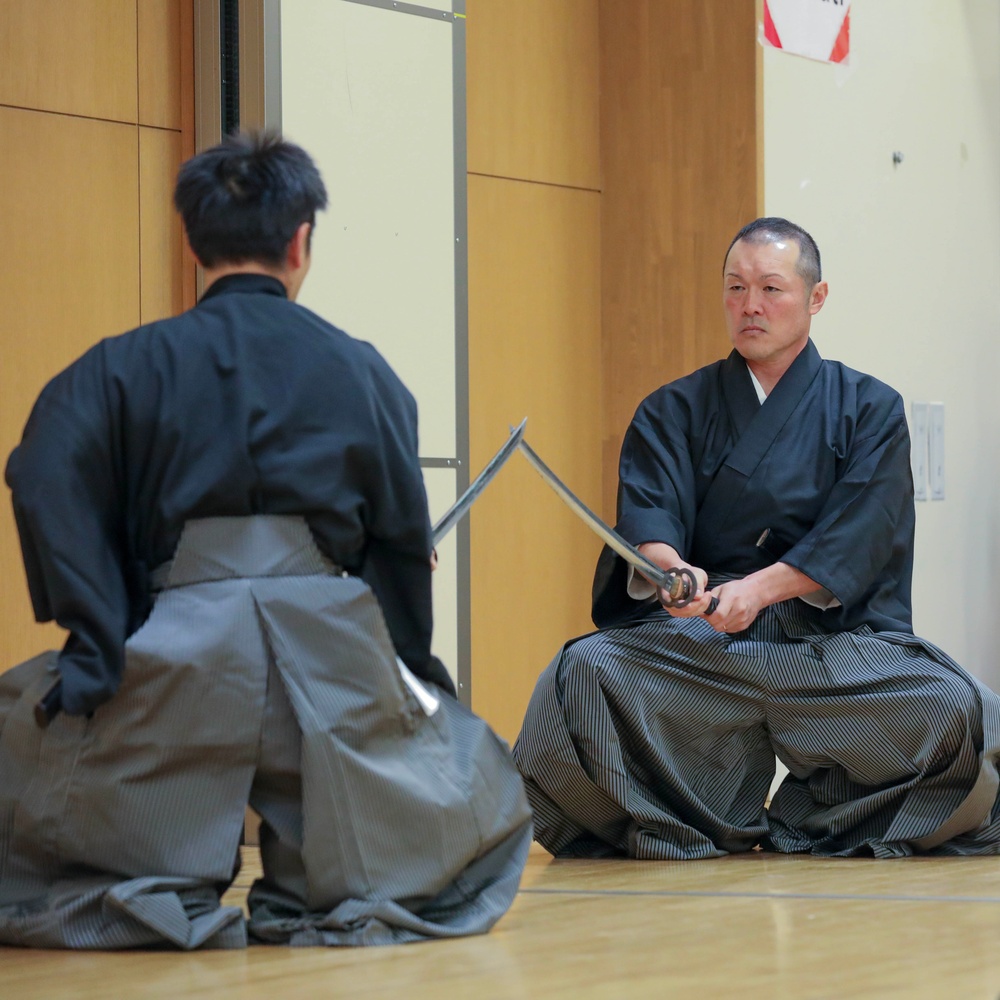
xmin=764 ymin=286 xmax=781 ymax=292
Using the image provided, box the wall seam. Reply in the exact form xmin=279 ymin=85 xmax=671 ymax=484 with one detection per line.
xmin=453 ymin=0 xmax=470 ymax=703
xmin=0 ymin=103 xmax=141 ymax=128
xmin=468 ymin=170 xmax=602 ymax=195
xmin=136 ymin=1 xmax=143 ymax=323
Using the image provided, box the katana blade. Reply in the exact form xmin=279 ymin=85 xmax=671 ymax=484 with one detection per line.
xmin=518 ymin=438 xmax=718 ymax=613
xmin=517 ymin=437 xmax=670 ymax=589
xmin=432 ymin=417 xmax=527 ymax=545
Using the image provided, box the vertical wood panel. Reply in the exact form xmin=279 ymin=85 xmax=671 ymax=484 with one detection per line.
xmin=467 ymin=0 xmax=603 ymax=737
xmin=468 ymin=175 xmax=602 ymax=743
xmin=140 ymin=127 xmax=186 ymax=323
xmin=0 ymin=108 xmax=140 ymax=669
xmin=598 ymin=0 xmax=759 ymax=516
xmin=0 ymin=0 xmax=138 ymax=122
xmin=466 ymin=0 xmax=600 ymax=190
xmin=179 ymin=0 xmax=198 ymax=312
xmin=139 ymin=0 xmax=184 ymax=129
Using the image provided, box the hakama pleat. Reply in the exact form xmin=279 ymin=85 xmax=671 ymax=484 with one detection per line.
xmin=0 ymin=516 xmax=531 ymax=949
xmin=513 ymin=603 xmax=1000 ymax=859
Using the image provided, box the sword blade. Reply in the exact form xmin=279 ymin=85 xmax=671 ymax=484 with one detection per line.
xmin=432 ymin=417 xmax=528 ymax=545
xmin=517 ymin=437 xmax=670 ymax=589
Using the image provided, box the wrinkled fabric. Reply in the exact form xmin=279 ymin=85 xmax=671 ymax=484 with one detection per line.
xmin=5 ymin=273 xmax=451 ymax=717
xmin=0 ymin=517 xmax=532 ymax=949
xmin=519 ymin=339 xmax=1000 ymax=859
xmin=515 ymin=603 xmax=1000 ymax=859
xmin=593 ymin=341 xmax=914 ymax=634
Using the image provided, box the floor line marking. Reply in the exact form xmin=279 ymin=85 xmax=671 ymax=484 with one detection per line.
xmin=518 ymin=887 xmax=1000 ymax=904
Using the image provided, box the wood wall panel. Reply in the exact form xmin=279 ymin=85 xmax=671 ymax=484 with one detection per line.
xmin=467 ymin=0 xmax=602 ymax=737
xmin=140 ymin=127 xmax=186 ymax=323
xmin=139 ymin=0 xmax=184 ymax=129
xmin=0 ymin=2 xmax=193 ymax=674
xmin=178 ymin=0 xmax=198 ymax=312
xmin=468 ymin=174 xmax=602 ymax=743
xmin=598 ymin=0 xmax=759 ymax=517
xmin=0 ymin=107 xmax=140 ymax=668
xmin=0 ymin=0 xmax=138 ymax=123
xmin=466 ymin=0 xmax=600 ymax=191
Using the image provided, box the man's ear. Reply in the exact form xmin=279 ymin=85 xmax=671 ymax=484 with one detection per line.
xmin=809 ymin=280 xmax=829 ymax=315
xmin=287 ymin=221 xmax=312 ymax=270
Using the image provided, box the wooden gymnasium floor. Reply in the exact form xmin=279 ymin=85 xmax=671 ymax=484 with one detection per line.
xmin=5 ymin=843 xmax=1000 ymax=999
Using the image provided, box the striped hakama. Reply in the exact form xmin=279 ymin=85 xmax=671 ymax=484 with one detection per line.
xmin=0 ymin=516 xmax=532 ymax=949
xmin=513 ymin=598 xmax=1000 ymax=860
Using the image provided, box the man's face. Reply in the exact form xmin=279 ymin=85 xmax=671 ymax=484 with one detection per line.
xmin=723 ymin=237 xmax=827 ymax=368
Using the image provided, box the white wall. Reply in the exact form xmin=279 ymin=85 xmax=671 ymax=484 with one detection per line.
xmin=279 ymin=0 xmax=463 ymax=680
xmin=763 ymin=0 xmax=1000 ymax=688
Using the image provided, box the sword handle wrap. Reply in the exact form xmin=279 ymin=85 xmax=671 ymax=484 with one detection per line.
xmin=662 ymin=569 xmax=720 ymax=616
xmin=34 ymin=676 xmax=63 ymax=729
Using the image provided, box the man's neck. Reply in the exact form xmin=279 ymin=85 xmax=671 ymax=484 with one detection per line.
xmin=744 ymin=339 xmax=810 ymax=396
xmin=202 ymin=262 xmax=294 ymax=298
xmin=744 ymin=359 xmax=788 ymax=397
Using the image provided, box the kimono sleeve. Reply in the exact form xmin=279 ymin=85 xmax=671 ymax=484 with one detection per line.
xmin=779 ymin=393 xmax=914 ymax=610
xmin=592 ymin=387 xmax=699 ymax=628
xmin=614 ymin=389 xmax=698 ymax=552
xmin=355 ymin=351 xmax=455 ymax=696
xmin=4 ymin=355 xmax=129 ymax=716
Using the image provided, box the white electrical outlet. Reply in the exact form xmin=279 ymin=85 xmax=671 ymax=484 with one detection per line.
xmin=929 ymin=402 xmax=945 ymax=500
xmin=910 ymin=402 xmax=928 ymax=502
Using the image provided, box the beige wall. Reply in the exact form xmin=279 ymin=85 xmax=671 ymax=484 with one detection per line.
xmin=0 ymin=0 xmax=194 ymax=670
xmin=763 ymin=0 xmax=1000 ymax=687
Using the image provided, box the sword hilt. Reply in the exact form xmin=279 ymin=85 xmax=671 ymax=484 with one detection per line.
xmin=34 ymin=676 xmax=63 ymax=729
xmin=661 ymin=567 xmax=697 ymax=607
xmin=661 ymin=567 xmax=720 ymax=616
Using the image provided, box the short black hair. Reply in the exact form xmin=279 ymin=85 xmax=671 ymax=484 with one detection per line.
xmin=724 ymin=217 xmax=822 ymax=288
xmin=174 ymin=131 xmax=328 ymax=268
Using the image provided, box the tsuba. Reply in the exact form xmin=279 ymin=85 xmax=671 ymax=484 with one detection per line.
xmin=661 ymin=566 xmax=698 ymax=608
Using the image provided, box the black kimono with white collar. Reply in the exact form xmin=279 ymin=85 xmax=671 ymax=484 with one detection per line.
xmin=5 ymin=273 xmax=452 ymax=715
xmin=593 ymin=339 xmax=915 ymax=634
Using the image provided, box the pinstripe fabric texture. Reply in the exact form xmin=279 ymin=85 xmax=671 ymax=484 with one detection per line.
xmin=0 ymin=516 xmax=531 ymax=949
xmin=513 ymin=597 xmax=1000 ymax=860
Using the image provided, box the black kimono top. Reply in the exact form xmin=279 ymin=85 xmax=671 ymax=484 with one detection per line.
xmin=593 ymin=339 xmax=916 ymax=634
xmin=6 ymin=273 xmax=451 ymax=715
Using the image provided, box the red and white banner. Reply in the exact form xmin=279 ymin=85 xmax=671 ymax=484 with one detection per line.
xmin=762 ymin=0 xmax=851 ymax=65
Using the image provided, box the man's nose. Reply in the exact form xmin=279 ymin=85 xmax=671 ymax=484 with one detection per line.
xmin=743 ymin=290 xmax=764 ymax=314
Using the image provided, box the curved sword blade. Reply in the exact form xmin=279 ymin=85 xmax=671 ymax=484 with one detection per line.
xmin=432 ymin=417 xmax=528 ymax=545
xmin=517 ymin=437 xmax=669 ymax=589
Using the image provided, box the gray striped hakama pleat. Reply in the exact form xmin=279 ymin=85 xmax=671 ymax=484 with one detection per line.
xmin=0 ymin=516 xmax=532 ymax=949
xmin=513 ymin=598 xmax=1000 ymax=860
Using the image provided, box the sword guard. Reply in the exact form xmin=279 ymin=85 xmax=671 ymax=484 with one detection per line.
xmin=661 ymin=567 xmax=698 ymax=608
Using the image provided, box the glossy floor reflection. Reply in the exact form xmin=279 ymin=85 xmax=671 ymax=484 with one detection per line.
xmin=5 ymin=844 xmax=1000 ymax=999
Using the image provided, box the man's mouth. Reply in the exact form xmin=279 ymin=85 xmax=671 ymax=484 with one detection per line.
xmin=741 ymin=325 xmax=766 ymax=334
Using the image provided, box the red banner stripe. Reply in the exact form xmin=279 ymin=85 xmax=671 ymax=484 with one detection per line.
xmin=763 ymin=0 xmax=783 ymax=49
xmin=828 ymin=6 xmax=851 ymax=63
